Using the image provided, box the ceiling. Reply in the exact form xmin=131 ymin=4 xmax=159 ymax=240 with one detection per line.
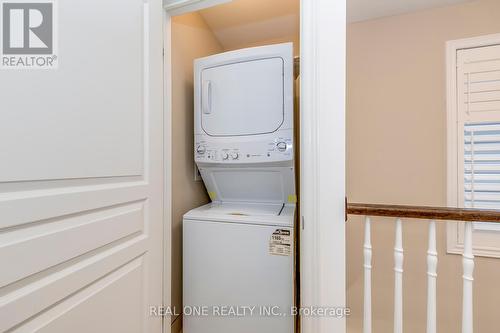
xmin=348 ymin=0 xmax=474 ymax=22
xmin=199 ymin=0 xmax=475 ymax=50
xmin=199 ymin=0 xmax=300 ymax=51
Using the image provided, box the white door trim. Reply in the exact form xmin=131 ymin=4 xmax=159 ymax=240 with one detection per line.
xmin=163 ymin=1 xmax=347 ymax=332
xmin=163 ymin=0 xmax=230 ymax=16
xmin=163 ymin=9 xmax=173 ymax=333
xmin=300 ymin=0 xmax=346 ymax=332
xmin=446 ymin=33 xmax=500 ymax=257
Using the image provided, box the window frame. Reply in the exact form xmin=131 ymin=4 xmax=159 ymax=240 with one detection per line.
xmin=447 ymin=33 xmax=500 ymax=258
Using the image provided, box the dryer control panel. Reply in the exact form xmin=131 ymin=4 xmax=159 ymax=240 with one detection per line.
xmin=195 ymin=135 xmax=293 ymax=164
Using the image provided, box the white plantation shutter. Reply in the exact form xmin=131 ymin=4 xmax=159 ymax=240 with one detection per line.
xmin=458 ymin=45 xmax=500 ymax=231
xmin=464 ymin=123 xmax=500 ymax=206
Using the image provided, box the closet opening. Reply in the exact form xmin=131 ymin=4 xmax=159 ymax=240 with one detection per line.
xmin=168 ymin=1 xmax=300 ymax=332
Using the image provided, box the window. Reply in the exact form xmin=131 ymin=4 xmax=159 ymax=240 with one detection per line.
xmin=464 ymin=123 xmax=500 ymax=224
xmin=447 ymin=35 xmax=500 ymax=257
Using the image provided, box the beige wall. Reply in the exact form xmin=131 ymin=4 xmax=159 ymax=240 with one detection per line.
xmin=223 ymin=35 xmax=300 ymax=56
xmin=171 ymin=12 xmax=223 ymax=329
xmin=347 ymin=0 xmax=500 ymax=332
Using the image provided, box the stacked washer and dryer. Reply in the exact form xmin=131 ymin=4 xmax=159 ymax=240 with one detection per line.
xmin=183 ymin=43 xmax=296 ymax=333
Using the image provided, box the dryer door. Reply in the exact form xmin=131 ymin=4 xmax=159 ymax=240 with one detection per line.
xmin=201 ymin=57 xmax=284 ymax=136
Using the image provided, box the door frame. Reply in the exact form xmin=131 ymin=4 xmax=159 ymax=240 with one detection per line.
xmin=299 ymin=1 xmax=346 ymax=332
xmin=162 ymin=1 xmax=346 ymax=332
xmin=163 ymin=8 xmax=173 ymax=333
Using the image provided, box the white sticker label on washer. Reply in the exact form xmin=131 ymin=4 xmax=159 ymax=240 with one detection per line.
xmin=269 ymin=229 xmax=291 ymax=256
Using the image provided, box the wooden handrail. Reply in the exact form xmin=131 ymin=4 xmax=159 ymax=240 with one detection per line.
xmin=347 ymin=202 xmax=500 ymax=223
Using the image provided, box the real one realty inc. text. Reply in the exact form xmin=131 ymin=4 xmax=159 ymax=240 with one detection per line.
xmin=149 ymin=305 xmax=350 ymax=318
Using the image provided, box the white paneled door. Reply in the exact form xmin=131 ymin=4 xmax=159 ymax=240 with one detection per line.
xmin=0 ymin=0 xmax=164 ymax=332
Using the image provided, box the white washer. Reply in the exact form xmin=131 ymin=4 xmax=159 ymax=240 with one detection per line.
xmin=184 ymin=43 xmax=296 ymax=333
xmin=183 ymin=202 xmax=295 ymax=333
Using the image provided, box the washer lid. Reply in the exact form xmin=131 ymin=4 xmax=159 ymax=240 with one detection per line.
xmin=183 ymin=202 xmax=295 ymax=227
xmin=198 ymin=166 xmax=296 ymax=206
xmin=204 ymin=202 xmax=282 ymax=216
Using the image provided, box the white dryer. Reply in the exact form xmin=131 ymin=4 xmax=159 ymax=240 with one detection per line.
xmin=184 ymin=43 xmax=296 ymax=333
xmin=193 ymin=42 xmax=294 ymax=174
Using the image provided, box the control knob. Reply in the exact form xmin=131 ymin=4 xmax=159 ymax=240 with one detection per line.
xmin=196 ymin=145 xmax=206 ymax=154
xmin=222 ymin=152 xmax=229 ymax=160
xmin=276 ymin=142 xmax=287 ymax=152
xmin=231 ymin=152 xmax=239 ymax=160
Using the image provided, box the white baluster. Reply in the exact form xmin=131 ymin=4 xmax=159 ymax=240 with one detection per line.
xmin=394 ymin=218 xmax=403 ymax=333
xmin=363 ymin=217 xmax=372 ymax=333
xmin=426 ymin=220 xmax=437 ymax=333
xmin=462 ymin=222 xmax=474 ymax=333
